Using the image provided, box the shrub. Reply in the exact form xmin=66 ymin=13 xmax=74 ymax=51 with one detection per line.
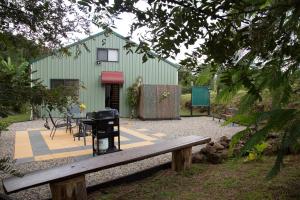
xmin=0 ymin=121 xmax=9 ymax=135
xmin=126 ymin=77 xmax=142 ymax=118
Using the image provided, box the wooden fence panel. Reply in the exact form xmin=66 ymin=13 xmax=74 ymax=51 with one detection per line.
xmin=139 ymin=84 xmax=180 ymax=120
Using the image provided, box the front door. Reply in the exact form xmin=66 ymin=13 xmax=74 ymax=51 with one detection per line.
xmin=105 ymin=84 xmax=120 ymax=111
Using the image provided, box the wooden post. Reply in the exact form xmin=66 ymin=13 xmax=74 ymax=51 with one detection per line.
xmin=191 ymin=87 xmax=193 ymax=116
xmin=50 ymin=175 xmax=87 ymax=200
xmin=172 ymin=147 xmax=192 ymax=172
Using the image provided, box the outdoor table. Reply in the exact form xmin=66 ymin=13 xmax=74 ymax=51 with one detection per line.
xmin=72 ymin=113 xmax=86 ymax=125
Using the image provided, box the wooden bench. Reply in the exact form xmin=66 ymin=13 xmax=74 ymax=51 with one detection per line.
xmin=3 ymin=135 xmax=210 ymax=200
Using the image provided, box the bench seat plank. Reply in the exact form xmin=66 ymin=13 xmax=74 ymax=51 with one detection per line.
xmin=3 ymin=135 xmax=211 ymax=194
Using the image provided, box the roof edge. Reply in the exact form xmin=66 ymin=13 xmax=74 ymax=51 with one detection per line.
xmin=30 ymin=30 xmax=180 ymax=69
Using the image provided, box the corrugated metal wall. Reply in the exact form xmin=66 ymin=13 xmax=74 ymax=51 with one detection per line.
xmin=31 ymin=32 xmax=178 ymax=117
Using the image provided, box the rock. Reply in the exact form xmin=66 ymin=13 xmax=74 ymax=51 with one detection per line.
xmin=233 ymin=145 xmax=243 ymax=156
xmin=267 ymin=132 xmax=279 ymax=139
xmin=201 ymin=144 xmax=217 ymax=154
xmin=221 ymin=149 xmax=229 ymax=159
xmin=206 ymin=151 xmax=227 ymax=164
xmin=213 ymin=142 xmax=225 ymax=151
xmin=239 ymin=140 xmax=245 ymax=145
xmin=264 ymin=138 xmax=280 ymax=155
xmin=209 ymin=141 xmax=215 ymax=146
xmin=264 ymin=144 xmax=275 ymax=156
xmin=219 ymin=136 xmax=231 ymax=143
xmin=219 ymin=136 xmax=231 ymax=148
xmin=192 ymin=153 xmax=206 ymax=163
xmin=220 ymin=141 xmax=229 ymax=148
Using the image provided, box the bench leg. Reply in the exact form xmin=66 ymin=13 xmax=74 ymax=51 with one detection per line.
xmin=172 ymin=147 xmax=192 ymax=172
xmin=50 ymin=175 xmax=87 ymax=200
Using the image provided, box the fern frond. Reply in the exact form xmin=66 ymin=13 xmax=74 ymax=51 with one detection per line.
xmin=229 ymin=128 xmax=251 ymax=156
xmin=223 ymin=113 xmax=257 ymax=126
xmin=239 ymin=93 xmax=260 ymax=113
xmin=267 ymin=131 xmax=287 ymax=179
xmin=0 ymin=157 xmax=22 ymax=177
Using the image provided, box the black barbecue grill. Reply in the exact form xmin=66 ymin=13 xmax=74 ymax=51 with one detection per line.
xmin=82 ymin=109 xmax=121 ymax=156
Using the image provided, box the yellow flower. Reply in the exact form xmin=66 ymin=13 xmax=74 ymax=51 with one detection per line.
xmin=80 ymin=103 xmax=86 ymax=111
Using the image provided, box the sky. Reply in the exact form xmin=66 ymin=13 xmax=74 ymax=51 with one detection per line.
xmin=88 ymin=0 xmax=149 ymax=38
xmin=70 ymin=0 xmax=146 ymax=42
xmin=66 ymin=0 xmax=189 ymax=64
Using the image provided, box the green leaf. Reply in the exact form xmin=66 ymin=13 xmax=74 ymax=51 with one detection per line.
xmin=223 ymin=113 xmax=257 ymax=126
xmin=0 ymin=157 xmax=22 ymax=177
xmin=255 ymin=142 xmax=268 ymax=153
xmin=241 ymin=127 xmax=269 ymax=155
xmin=142 ymin=54 xmax=148 ymax=63
xmin=229 ymin=128 xmax=251 ymax=156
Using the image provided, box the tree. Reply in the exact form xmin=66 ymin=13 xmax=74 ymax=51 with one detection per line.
xmin=0 ymin=57 xmax=79 ymax=176
xmin=194 ymin=64 xmax=215 ymax=88
xmin=0 ymin=0 xmax=94 ymax=117
xmin=0 ymin=0 xmax=91 ymax=48
xmin=80 ymin=0 xmax=300 ymax=177
xmin=0 ymin=0 xmax=88 ymax=179
xmin=0 ymin=0 xmax=91 ymax=116
xmin=0 ymin=31 xmax=48 ymax=65
xmin=0 ymin=0 xmax=93 ymax=113
xmin=0 ymin=57 xmax=79 ymax=118
xmin=178 ymin=69 xmax=195 ymax=87
xmin=0 ymin=57 xmax=32 ymax=117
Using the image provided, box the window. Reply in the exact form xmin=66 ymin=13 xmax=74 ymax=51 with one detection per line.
xmin=97 ymin=48 xmax=119 ymax=62
xmin=108 ymin=49 xmax=118 ymax=61
xmin=50 ymin=79 xmax=79 ymax=95
xmin=50 ymin=79 xmax=64 ymax=89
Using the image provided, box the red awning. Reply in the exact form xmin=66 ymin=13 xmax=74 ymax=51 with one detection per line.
xmin=101 ymin=71 xmax=124 ymax=84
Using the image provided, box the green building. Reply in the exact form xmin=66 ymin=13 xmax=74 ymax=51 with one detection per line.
xmin=31 ymin=31 xmax=179 ymax=117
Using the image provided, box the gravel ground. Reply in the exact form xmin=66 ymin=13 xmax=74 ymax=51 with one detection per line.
xmin=0 ymin=117 xmax=244 ymax=200
xmin=126 ymin=116 xmax=243 ymax=140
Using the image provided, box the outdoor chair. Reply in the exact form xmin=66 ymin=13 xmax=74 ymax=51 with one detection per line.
xmin=67 ymin=104 xmax=83 ymax=130
xmin=73 ymin=112 xmax=94 ymax=145
xmin=66 ymin=114 xmax=77 ymax=134
xmin=67 ymin=105 xmax=81 ymax=120
xmin=84 ymin=112 xmax=94 ymax=134
xmin=43 ymin=117 xmax=51 ymax=130
xmin=45 ymin=110 xmax=73 ymax=139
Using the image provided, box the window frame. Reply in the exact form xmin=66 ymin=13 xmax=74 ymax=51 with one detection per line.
xmin=50 ymin=79 xmax=80 ymax=96
xmin=96 ymin=48 xmax=119 ymax=62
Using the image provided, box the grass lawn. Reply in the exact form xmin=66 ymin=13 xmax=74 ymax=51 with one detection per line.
xmin=180 ymin=93 xmax=192 ymax=116
xmin=89 ymin=155 xmax=300 ymax=200
xmin=0 ymin=112 xmax=31 ymax=124
xmin=180 ymin=94 xmax=210 ymax=116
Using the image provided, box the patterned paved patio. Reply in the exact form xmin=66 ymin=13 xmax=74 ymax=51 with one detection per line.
xmin=14 ymin=124 xmax=166 ymax=163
